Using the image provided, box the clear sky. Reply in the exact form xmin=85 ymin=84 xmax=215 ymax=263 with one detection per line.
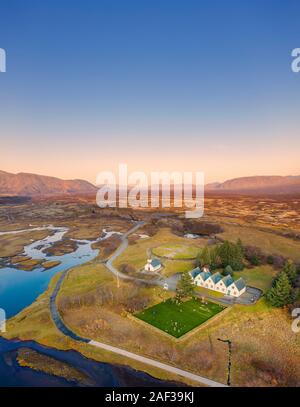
xmin=0 ymin=0 xmax=299 ymax=183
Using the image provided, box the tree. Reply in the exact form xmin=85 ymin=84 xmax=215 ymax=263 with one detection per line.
xmin=210 ymin=246 xmax=222 ymax=270
xmin=283 ymin=260 xmax=297 ymax=286
xmin=223 ymin=265 xmax=233 ymax=276
xmin=199 ymin=246 xmax=211 ymax=267
xmin=176 ymin=272 xmax=195 ymax=302
xmin=195 ymin=251 xmax=201 ymax=267
xmin=236 ymin=238 xmax=244 ymax=256
xmin=218 ymin=240 xmax=244 ymax=271
xmin=266 ymin=271 xmax=294 ymax=307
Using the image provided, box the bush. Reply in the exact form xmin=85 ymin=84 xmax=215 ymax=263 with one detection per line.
xmin=244 ymin=245 xmax=267 ymax=266
xmin=119 ymin=263 xmax=136 ymax=275
xmin=269 ymin=255 xmax=286 ymax=270
xmin=182 ymin=221 xmax=223 ymax=236
xmin=223 ymin=265 xmax=233 ymax=276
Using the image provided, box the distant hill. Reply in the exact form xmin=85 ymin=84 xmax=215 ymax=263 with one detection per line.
xmin=0 ymin=170 xmax=97 ymax=197
xmin=1 ymin=170 xmax=300 ymax=198
xmin=206 ymin=175 xmax=300 ymax=194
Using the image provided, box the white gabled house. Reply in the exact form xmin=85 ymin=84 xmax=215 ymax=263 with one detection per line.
xmin=210 ymin=272 xmax=223 ymax=288
xmin=227 ymin=277 xmax=246 ymax=297
xmin=144 ymin=258 xmax=162 ymax=272
xmin=189 ymin=266 xmax=246 ymax=297
xmin=215 ymin=275 xmax=230 ymax=293
xmin=189 ymin=267 xmax=211 ymax=287
xmin=189 ymin=267 xmax=201 ymax=282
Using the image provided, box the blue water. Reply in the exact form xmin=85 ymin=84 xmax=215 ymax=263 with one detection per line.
xmin=0 ymin=337 xmax=181 ymax=387
xmin=0 ymin=227 xmax=100 ymax=318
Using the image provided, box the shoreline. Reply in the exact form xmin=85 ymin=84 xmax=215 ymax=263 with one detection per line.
xmin=0 ymin=336 xmax=182 ymax=387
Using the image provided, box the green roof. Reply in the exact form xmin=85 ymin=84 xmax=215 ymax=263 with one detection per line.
xmin=222 ymin=275 xmax=234 ymax=287
xmin=199 ymin=270 xmax=211 ymax=281
xmin=211 ymin=272 xmax=222 ymax=284
xmin=190 ymin=267 xmax=201 ymax=278
xmin=150 ymin=259 xmax=161 ymax=267
xmin=233 ymin=278 xmax=246 ymax=291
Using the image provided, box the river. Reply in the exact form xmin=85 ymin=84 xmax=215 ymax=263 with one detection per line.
xmin=0 ymin=337 xmax=179 ymax=387
xmin=0 ymin=226 xmax=119 ymax=318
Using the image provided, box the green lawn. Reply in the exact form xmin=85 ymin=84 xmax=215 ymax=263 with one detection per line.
xmin=135 ymin=298 xmax=225 ymax=338
xmin=218 ymin=223 xmax=300 ymax=262
xmin=162 ymin=259 xmax=195 ymax=277
xmin=233 ymin=265 xmax=277 ymax=292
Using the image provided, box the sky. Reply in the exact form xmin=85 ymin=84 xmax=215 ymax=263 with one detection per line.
xmin=0 ymin=0 xmax=300 ymax=184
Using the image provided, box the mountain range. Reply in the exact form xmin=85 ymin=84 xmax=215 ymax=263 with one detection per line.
xmin=0 ymin=170 xmax=300 ymax=197
xmin=206 ymin=175 xmax=300 ymax=194
xmin=0 ymin=170 xmax=97 ymax=197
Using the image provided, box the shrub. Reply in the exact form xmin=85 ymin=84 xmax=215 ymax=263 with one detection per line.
xmin=244 ymin=245 xmax=267 ymax=266
xmin=223 ymin=265 xmax=233 ymax=276
xmin=270 ymin=255 xmax=286 ymax=270
xmin=119 ymin=263 xmax=136 ymax=275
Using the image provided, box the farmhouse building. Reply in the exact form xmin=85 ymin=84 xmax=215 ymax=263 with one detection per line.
xmin=189 ymin=267 xmax=246 ymax=297
xmin=227 ymin=278 xmax=246 ymax=297
xmin=189 ymin=267 xmax=211 ymax=287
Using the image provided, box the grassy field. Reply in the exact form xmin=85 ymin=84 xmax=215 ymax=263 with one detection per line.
xmin=152 ymin=244 xmax=200 ymax=259
xmin=135 ymin=298 xmax=225 ymax=338
xmin=162 ymin=259 xmax=196 ymax=277
xmin=64 ymin=218 xmax=132 ymax=240
xmin=0 ymin=229 xmax=54 ymax=258
xmin=114 ymin=228 xmax=206 ymax=271
xmin=218 ymin=223 xmax=300 ymax=262
xmin=233 ymin=265 xmax=277 ymax=292
xmin=17 ymin=348 xmax=90 ymax=384
xmin=42 ymin=260 xmax=61 ymax=269
xmin=15 ymin=258 xmax=43 ymax=271
xmin=196 ymin=286 xmax=225 ymax=298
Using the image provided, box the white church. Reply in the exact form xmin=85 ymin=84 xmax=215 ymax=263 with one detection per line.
xmin=144 ymin=258 xmax=162 ymax=272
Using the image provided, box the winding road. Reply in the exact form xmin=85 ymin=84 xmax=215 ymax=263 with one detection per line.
xmin=50 ymin=221 xmax=227 ymax=387
xmin=105 ymin=221 xmax=180 ymax=290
